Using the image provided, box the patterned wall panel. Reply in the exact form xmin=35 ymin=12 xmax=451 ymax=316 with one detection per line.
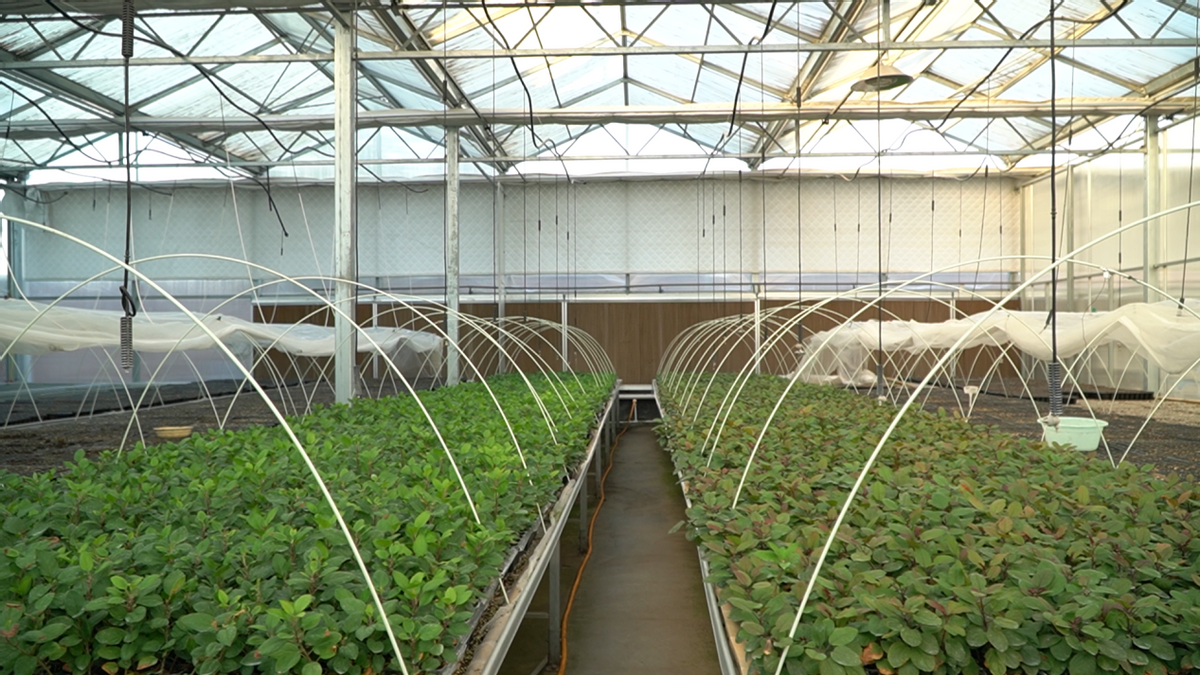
xmin=30 ymin=174 xmax=1022 ymax=291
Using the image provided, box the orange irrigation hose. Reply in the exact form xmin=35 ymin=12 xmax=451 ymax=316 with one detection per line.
xmin=557 ymin=399 xmax=637 ymax=675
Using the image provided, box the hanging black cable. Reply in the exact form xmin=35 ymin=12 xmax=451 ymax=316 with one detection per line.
xmin=118 ymin=0 xmax=136 ymax=373
xmin=1047 ymin=1 xmax=1064 ymax=419
xmin=1180 ymin=42 xmax=1199 ymax=309
xmin=875 ymin=52 xmax=885 ymax=400
xmin=796 ymin=119 xmax=803 ymax=343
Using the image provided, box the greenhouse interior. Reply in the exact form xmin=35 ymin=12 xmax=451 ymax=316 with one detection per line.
xmin=4 ymin=0 xmax=1200 ymax=674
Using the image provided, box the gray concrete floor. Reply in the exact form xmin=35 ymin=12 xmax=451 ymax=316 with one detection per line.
xmin=562 ymin=425 xmax=720 ymax=675
xmin=497 ymin=424 xmax=719 ymax=675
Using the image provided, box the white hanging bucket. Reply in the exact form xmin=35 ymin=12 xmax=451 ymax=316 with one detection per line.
xmin=1040 ymin=416 xmax=1109 ymax=451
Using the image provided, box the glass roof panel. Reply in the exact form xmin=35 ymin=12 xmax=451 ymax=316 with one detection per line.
xmin=1001 ymin=60 xmax=1129 ymax=101
xmin=626 ymin=55 xmax=700 ymax=103
xmin=0 ymin=19 xmax=83 ymax=58
xmin=1071 ymin=22 xmax=1196 ymax=85
xmin=137 ymin=52 xmax=331 ymax=118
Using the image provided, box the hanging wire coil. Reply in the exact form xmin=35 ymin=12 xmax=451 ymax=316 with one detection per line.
xmin=119 ymin=0 xmax=136 ymax=371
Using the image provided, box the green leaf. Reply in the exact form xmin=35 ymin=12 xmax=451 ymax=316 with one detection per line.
xmin=984 ymin=648 xmax=1007 ymax=675
xmin=177 ymin=613 xmax=216 ymax=633
xmin=94 ymin=627 xmax=125 ymax=645
xmin=1070 ymin=652 xmax=1097 ymax=675
xmin=830 ymin=646 xmax=860 ymax=667
xmin=913 ymin=610 xmax=941 ymax=627
xmin=293 ymin=595 xmax=313 ymax=613
xmin=829 ymin=626 xmax=858 ymax=647
xmin=274 ymin=644 xmax=301 ymax=673
xmin=302 ymin=661 xmax=322 ymax=675
xmin=901 ymin=627 xmax=923 ymax=647
xmin=818 ymin=657 xmax=846 ymax=675
xmin=986 ymin=626 xmax=1009 ymax=652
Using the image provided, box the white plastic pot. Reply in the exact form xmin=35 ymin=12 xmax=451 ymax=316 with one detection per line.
xmin=1040 ymin=416 xmax=1109 ymax=451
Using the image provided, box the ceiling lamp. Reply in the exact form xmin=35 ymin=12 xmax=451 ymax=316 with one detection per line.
xmin=850 ymin=63 xmax=913 ymax=92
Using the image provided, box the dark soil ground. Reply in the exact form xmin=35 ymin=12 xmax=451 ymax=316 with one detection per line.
xmin=0 ymin=378 xmax=433 ymax=475
xmin=909 ymin=382 xmax=1200 ymax=480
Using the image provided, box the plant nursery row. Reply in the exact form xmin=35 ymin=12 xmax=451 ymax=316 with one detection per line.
xmin=657 ymin=374 xmax=1200 ymax=675
xmin=0 ymin=372 xmax=615 ymax=675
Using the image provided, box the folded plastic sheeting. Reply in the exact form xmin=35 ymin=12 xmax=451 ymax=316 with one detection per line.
xmin=796 ymin=300 xmax=1200 ymax=386
xmin=0 ymin=299 xmax=443 ymax=370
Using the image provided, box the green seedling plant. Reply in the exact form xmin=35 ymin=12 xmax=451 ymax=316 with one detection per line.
xmin=660 ymin=373 xmax=1200 ymax=675
xmin=0 ymin=372 xmax=614 ymax=675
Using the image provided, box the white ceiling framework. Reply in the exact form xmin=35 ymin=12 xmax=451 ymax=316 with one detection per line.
xmin=1 ymin=0 xmax=1199 ymax=183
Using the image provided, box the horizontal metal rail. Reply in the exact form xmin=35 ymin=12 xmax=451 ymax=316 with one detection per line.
xmin=465 ymin=380 xmax=620 ymax=675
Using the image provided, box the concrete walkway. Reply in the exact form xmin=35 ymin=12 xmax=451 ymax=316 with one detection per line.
xmin=562 ymin=425 xmax=720 ymax=675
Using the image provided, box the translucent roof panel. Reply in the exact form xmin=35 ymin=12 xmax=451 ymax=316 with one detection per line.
xmin=4 ymin=0 xmax=1200 ymax=184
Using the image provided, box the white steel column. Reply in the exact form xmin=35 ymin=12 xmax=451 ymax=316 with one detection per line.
xmin=334 ymin=17 xmax=358 ymax=404
xmin=445 ymin=127 xmax=461 ymax=386
xmin=1064 ymin=165 xmax=1075 ymax=312
xmin=1144 ymin=115 xmax=1162 ymax=393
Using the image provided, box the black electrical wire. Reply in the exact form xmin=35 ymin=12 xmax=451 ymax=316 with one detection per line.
xmin=1180 ymin=16 xmax=1199 ymax=309
xmin=118 ymin=0 xmax=135 ymax=372
xmin=875 ymin=45 xmax=884 ymax=400
xmin=43 ymin=0 xmax=294 ymax=239
xmin=1047 ymin=0 xmax=1063 ymax=418
xmin=695 ymin=0 xmax=780 ymax=180
xmin=0 ymin=80 xmax=111 ymax=166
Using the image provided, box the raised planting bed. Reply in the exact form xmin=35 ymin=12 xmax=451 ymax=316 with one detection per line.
xmin=0 ymin=371 xmax=615 ymax=675
xmin=656 ymin=373 xmax=1200 ymax=675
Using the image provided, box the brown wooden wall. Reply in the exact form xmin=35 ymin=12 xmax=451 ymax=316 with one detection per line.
xmin=254 ymin=298 xmax=1020 ymax=385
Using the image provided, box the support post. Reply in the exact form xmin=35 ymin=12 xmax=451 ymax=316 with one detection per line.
xmin=1144 ymin=115 xmax=1161 ymax=394
xmin=333 ymin=16 xmax=358 ymax=404
xmin=594 ymin=432 xmax=602 ymax=493
xmin=577 ymin=462 xmax=588 ymax=553
xmin=560 ymin=295 xmax=569 ymax=371
xmin=3 ymin=189 xmax=30 ymax=384
xmin=446 ymin=127 xmax=461 ymax=387
xmin=753 ymin=290 xmax=762 ymax=375
xmin=1065 ymin=165 xmax=1076 ymax=312
xmin=548 ymin=542 xmax=562 ymax=666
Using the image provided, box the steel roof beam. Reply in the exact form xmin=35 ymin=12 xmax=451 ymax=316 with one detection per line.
xmin=31 ymin=146 xmax=1099 ymax=173
xmin=7 ymin=98 xmax=1195 ymax=139
xmin=5 ymin=37 xmax=1200 ymax=70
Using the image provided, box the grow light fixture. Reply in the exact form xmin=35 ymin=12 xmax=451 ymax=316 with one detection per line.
xmin=850 ymin=63 xmax=913 ymax=92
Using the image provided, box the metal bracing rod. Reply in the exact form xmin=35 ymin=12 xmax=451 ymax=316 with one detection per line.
xmin=2 ymin=37 xmax=1197 ymax=71
xmin=6 ymin=98 xmax=1194 ymax=140
xmin=0 ymin=147 xmax=1137 ymax=181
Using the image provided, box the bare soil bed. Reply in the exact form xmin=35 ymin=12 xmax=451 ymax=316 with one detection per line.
xmin=0 ymin=378 xmax=430 ymax=475
xmin=912 ymin=383 xmax=1200 ymax=479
